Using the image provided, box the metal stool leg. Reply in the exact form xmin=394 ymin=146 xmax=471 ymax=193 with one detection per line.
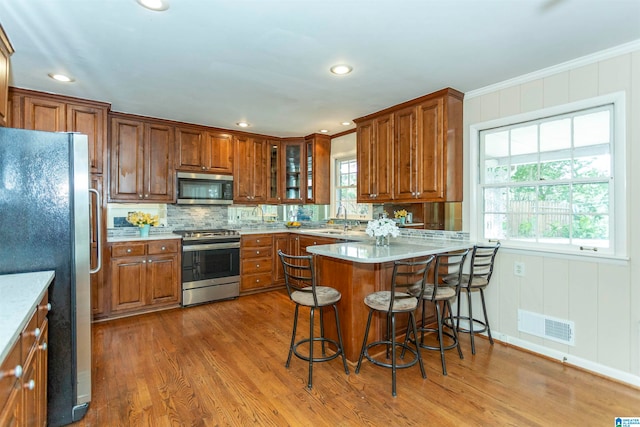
xmin=286 ymin=305 xmax=299 ymax=368
xmin=480 ymin=288 xmax=494 ymax=345
xmin=332 ymin=304 xmax=350 ymax=374
xmin=307 ymin=307 xmax=314 ymax=389
xmin=319 ymin=308 xmax=326 ymax=357
xmin=409 ymin=312 xmax=426 ymax=379
xmin=355 ymin=310 xmax=374 ymax=373
xmin=467 ymin=288 xmax=476 ymax=354
xmin=446 ymin=300 xmax=463 ymax=360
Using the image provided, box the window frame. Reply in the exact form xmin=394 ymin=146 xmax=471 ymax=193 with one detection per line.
xmin=332 ymin=155 xmax=372 ymax=220
xmin=469 ymin=91 xmax=627 ymax=259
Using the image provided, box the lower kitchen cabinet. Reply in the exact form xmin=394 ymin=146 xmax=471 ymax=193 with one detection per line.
xmin=272 ymin=233 xmax=291 ymax=284
xmin=0 ymin=291 xmax=49 ymax=427
xmin=240 ymin=233 xmax=292 ymax=295
xmin=108 ymin=239 xmax=181 ymax=318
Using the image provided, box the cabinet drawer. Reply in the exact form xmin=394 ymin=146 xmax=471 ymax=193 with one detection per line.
xmin=21 ymin=308 xmax=39 ymax=358
xmin=36 ymin=291 xmax=49 ymax=327
xmin=241 ymin=235 xmax=272 ymax=248
xmin=241 ymin=247 xmax=272 ymax=259
xmin=241 ymin=272 xmax=273 ymax=291
xmin=147 ymin=240 xmax=179 ymax=255
xmin=0 ymin=339 xmax=20 ymax=412
xmin=111 ymin=243 xmax=146 ymax=257
xmin=242 ymin=258 xmax=272 ymax=275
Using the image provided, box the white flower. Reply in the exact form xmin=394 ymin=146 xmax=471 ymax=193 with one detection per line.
xmin=365 ymin=218 xmax=400 ymax=238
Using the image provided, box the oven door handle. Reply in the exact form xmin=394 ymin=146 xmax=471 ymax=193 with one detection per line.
xmin=183 ymin=242 xmax=241 ymax=252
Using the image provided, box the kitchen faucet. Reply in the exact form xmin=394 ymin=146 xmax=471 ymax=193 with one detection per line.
xmin=336 ymin=204 xmax=348 ymax=232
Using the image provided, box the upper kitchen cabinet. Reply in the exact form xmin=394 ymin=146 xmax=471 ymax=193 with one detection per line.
xmin=0 ymin=25 xmax=14 ymax=128
xmin=356 ymin=113 xmax=393 ymax=203
xmin=304 ymin=133 xmax=331 ymax=204
xmin=355 ymin=88 xmax=463 ymax=203
xmin=282 ymin=138 xmax=305 ymax=204
xmin=233 ymin=134 xmax=267 ymax=203
xmin=9 ymin=88 xmax=109 ymax=174
xmin=266 ymin=139 xmax=282 ymax=204
xmin=175 ymin=125 xmax=233 ymax=174
xmin=109 ymin=113 xmax=175 ymax=203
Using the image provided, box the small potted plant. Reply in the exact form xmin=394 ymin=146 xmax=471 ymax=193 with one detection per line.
xmin=394 ymin=209 xmax=408 ymax=225
xmin=127 ymin=211 xmax=160 ymax=237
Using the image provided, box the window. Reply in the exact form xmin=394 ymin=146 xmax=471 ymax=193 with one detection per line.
xmin=474 ymin=94 xmax=626 ymax=257
xmin=335 ymin=157 xmax=371 ymax=219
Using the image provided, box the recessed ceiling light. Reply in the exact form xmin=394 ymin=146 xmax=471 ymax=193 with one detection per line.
xmin=341 ymin=121 xmax=351 ymax=126
xmin=330 ymin=64 xmax=353 ymax=75
xmin=136 ymin=0 xmax=170 ymax=11
xmin=236 ymin=122 xmax=250 ymax=128
xmin=48 ymin=73 xmax=74 ymax=83
xmin=319 ymin=129 xmax=329 ymax=133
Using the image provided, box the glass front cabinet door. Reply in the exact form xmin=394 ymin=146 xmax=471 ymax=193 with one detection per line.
xmin=282 ymin=140 xmax=304 ymax=204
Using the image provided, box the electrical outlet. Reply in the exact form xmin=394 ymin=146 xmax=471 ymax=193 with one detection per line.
xmin=514 ymin=261 xmax=525 ymax=277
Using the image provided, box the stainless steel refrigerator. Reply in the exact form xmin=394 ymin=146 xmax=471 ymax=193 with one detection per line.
xmin=0 ymin=127 xmax=99 ymax=426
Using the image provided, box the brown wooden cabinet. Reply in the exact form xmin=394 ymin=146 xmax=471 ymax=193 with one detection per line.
xmin=108 ymin=239 xmax=181 ymax=317
xmin=175 ymin=126 xmax=233 ymax=174
xmin=266 ymin=140 xmax=282 ymax=204
xmin=357 ymin=113 xmax=393 ymax=202
xmin=240 ymin=234 xmax=274 ymax=294
xmin=9 ymin=88 xmax=109 ymax=175
xmin=303 ymin=133 xmax=331 ymax=204
xmin=355 ymin=88 xmax=463 ymax=203
xmin=109 ymin=114 xmax=175 ymax=202
xmin=0 ymin=291 xmax=49 ymax=427
xmin=0 ymin=25 xmax=14 ymax=128
xmin=90 ymin=175 xmax=107 ymax=320
xmin=233 ymin=135 xmax=267 ymax=203
xmin=272 ymin=233 xmax=291 ymax=284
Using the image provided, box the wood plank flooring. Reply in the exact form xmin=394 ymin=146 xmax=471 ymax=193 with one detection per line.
xmin=72 ymin=289 xmax=640 ymax=426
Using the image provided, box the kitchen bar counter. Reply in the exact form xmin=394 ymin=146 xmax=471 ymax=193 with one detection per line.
xmin=0 ymin=270 xmax=54 ymax=363
xmin=305 ymin=239 xmax=473 ymax=362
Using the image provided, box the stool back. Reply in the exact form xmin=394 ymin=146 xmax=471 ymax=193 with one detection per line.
xmin=391 ymin=256 xmax=434 ymax=311
xmin=278 ymin=250 xmax=319 ymax=306
xmin=468 ymin=243 xmax=501 ymax=286
xmin=430 ymin=249 xmax=469 ymax=301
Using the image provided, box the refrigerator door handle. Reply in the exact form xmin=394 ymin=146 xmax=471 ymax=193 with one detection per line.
xmin=89 ymin=188 xmax=102 ymax=274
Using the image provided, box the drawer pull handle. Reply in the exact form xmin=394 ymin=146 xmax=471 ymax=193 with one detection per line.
xmin=33 ymin=327 xmax=41 ymax=339
xmin=24 ymin=379 xmax=35 ymax=391
xmin=1 ymin=364 xmax=23 ymax=379
xmin=161 ymin=246 xmax=166 ymax=251
xmin=256 ymin=250 xmax=260 ymax=255
xmin=256 ymin=264 xmax=260 ymax=268
xmin=39 ymin=342 xmax=48 ymax=351
xmin=127 ymin=249 xmax=132 ymax=253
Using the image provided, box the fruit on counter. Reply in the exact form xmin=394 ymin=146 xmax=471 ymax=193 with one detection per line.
xmin=286 ymin=221 xmax=301 ymax=227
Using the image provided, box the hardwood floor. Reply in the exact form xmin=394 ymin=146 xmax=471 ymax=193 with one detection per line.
xmin=72 ymin=289 xmax=639 ymax=426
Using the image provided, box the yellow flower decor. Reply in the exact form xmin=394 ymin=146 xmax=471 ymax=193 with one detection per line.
xmin=394 ymin=209 xmax=407 ymax=219
xmin=126 ymin=211 xmax=160 ymax=227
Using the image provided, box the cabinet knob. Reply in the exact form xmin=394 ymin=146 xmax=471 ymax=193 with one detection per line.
xmin=161 ymin=246 xmax=166 ymax=251
xmin=144 ymin=194 xmax=149 ymax=198
xmin=256 ymin=264 xmax=260 ymax=268
xmin=256 ymin=279 xmax=260 ymax=283
xmin=39 ymin=342 xmax=48 ymax=352
xmin=201 ymin=166 xmax=206 ymax=170
xmin=39 ymin=302 xmax=51 ymax=314
xmin=24 ymin=379 xmax=35 ymax=391
xmin=142 ymin=260 xmax=146 ymax=264
xmin=256 ymin=250 xmax=260 ymax=255
xmin=148 ymin=259 xmax=153 ymax=263
xmin=256 ymin=239 xmax=260 ymax=243
xmin=139 ymin=194 xmax=143 ymax=198
xmin=33 ymin=327 xmax=41 ymax=339
xmin=2 ymin=364 xmax=23 ymax=379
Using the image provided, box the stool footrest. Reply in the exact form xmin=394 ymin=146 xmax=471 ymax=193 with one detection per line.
xmin=362 ymin=341 xmax=421 ymax=370
xmin=412 ymin=327 xmax=459 ymax=351
xmin=292 ymin=337 xmax=344 ymax=363
xmin=446 ymin=315 xmax=489 ymax=335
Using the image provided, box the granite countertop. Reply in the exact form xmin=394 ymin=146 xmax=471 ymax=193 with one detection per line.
xmin=107 ymin=232 xmax=182 ymax=243
xmin=0 ymin=271 xmax=54 ymax=364
xmin=306 ymin=239 xmax=473 ymax=263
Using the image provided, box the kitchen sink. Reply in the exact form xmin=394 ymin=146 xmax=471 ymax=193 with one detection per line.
xmin=300 ymin=229 xmax=369 ymax=238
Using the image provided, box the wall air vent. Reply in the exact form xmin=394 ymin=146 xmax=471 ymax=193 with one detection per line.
xmin=517 ymin=309 xmax=575 ymax=346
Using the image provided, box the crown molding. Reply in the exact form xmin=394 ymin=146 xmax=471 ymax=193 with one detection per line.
xmin=466 ymin=39 xmax=640 ymax=99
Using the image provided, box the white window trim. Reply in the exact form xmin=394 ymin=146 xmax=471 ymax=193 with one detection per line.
xmin=469 ymin=91 xmax=627 ymax=259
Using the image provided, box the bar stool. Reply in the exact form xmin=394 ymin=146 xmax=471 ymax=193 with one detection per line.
xmin=355 ymin=257 xmax=434 ymax=397
xmin=278 ymin=250 xmax=349 ymax=389
xmin=406 ymin=249 xmax=469 ymax=376
xmin=444 ymin=243 xmax=501 ymax=354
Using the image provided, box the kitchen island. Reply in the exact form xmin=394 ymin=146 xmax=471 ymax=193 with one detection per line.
xmin=306 ymin=239 xmax=472 ymax=362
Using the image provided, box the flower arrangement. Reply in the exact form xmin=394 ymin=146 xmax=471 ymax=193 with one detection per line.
xmin=394 ymin=209 xmax=407 ymax=219
xmin=365 ymin=218 xmax=400 ymax=238
xmin=127 ymin=211 xmax=160 ymax=227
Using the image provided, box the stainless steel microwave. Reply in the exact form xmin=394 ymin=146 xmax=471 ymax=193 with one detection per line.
xmin=176 ymin=172 xmax=233 ymax=205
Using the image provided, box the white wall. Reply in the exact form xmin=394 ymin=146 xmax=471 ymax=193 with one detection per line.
xmin=463 ymin=41 xmax=640 ymax=386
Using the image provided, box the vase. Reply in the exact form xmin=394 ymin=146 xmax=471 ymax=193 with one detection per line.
xmin=375 ymin=235 xmax=389 ymax=247
xmin=140 ymin=224 xmax=150 ymax=237
xmin=400 ymin=217 xmax=406 ymax=225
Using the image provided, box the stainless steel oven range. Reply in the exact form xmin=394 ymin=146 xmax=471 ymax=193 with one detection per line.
xmin=175 ymin=229 xmax=241 ymax=306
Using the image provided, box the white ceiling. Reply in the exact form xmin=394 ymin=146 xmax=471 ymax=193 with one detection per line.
xmin=1 ymin=0 xmax=638 ymax=138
